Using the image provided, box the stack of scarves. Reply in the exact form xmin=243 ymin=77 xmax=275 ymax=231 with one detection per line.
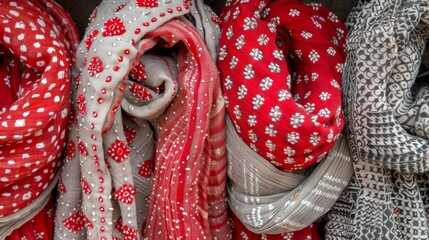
xmin=218 ymin=0 xmax=353 ymax=239
xmin=0 ymin=0 xmax=79 ymax=239
xmin=325 ymin=0 xmax=429 ymax=239
xmin=54 ymin=0 xmax=231 ymax=239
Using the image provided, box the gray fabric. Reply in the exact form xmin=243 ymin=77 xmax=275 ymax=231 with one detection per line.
xmin=325 ymin=0 xmax=429 ymax=239
xmin=226 ymin=116 xmax=353 ymax=234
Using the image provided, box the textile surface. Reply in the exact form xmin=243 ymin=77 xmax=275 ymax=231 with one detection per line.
xmin=218 ymin=0 xmax=351 ymax=239
xmin=0 ymin=0 xmax=79 ymax=238
xmin=54 ymin=0 xmax=230 ymax=239
xmin=325 ymin=0 xmax=429 ymax=239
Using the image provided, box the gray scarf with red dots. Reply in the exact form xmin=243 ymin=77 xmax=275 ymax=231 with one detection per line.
xmin=54 ymin=0 xmax=230 ymax=239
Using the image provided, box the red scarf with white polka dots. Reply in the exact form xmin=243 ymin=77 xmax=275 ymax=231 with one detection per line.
xmin=0 ymin=0 xmax=79 ymax=238
xmin=218 ymin=0 xmax=347 ymax=239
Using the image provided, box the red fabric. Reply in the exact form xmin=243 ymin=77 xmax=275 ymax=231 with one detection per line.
xmin=0 ymin=0 xmax=79 ymax=237
xmin=6 ymin=198 xmax=55 ymax=240
xmin=232 ymin=213 xmax=321 ymax=240
xmin=218 ymin=0 xmax=347 ymax=171
xmin=142 ymin=19 xmax=230 ymax=239
xmin=218 ymin=0 xmax=347 ymax=239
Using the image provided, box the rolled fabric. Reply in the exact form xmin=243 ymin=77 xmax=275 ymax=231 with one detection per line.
xmin=55 ymin=0 xmax=230 ymax=239
xmin=325 ymin=0 xmax=429 ymax=239
xmin=218 ymin=0 xmax=351 ymax=239
xmin=0 ymin=0 xmax=79 ymax=239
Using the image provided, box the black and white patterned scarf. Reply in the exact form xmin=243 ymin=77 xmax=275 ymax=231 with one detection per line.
xmin=326 ymin=0 xmax=429 ymax=239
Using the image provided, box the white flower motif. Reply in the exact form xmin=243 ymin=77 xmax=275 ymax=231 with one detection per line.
xmin=309 ymin=132 xmax=321 ymax=146
xmin=287 ymin=132 xmax=300 ymax=145
xmin=311 ymin=115 xmax=320 ymax=126
xmin=328 ymin=12 xmax=339 ymax=23
xmin=319 ymin=91 xmax=331 ymax=101
xmin=303 ymin=103 xmax=315 ymax=114
xmin=261 ymin=7 xmax=270 ymax=18
xmin=226 ymin=26 xmax=234 ymax=39
xmin=278 ymin=89 xmax=291 ymax=101
xmin=271 ymin=160 xmax=282 ymax=167
xmin=284 ymin=157 xmax=296 ymax=165
xmin=224 ymin=76 xmax=232 ymax=90
xmin=336 ymin=116 xmax=342 ymax=126
xmin=252 ymin=94 xmax=264 ymax=110
xmin=234 ymin=120 xmax=241 ymax=133
xmin=271 ymin=16 xmax=280 ymax=25
xmin=265 ymin=124 xmax=277 ymax=137
xmin=336 ymin=63 xmax=344 ymax=73
xmin=336 ymin=28 xmax=345 ymax=39
xmin=270 ymin=106 xmax=282 ymax=122
xmin=218 ymin=45 xmax=227 ymax=61
xmin=304 ymin=149 xmax=313 ymax=154
xmin=235 ymin=35 xmax=245 ymax=49
xmin=230 ymin=56 xmax=238 ymax=69
xmin=336 ymin=106 xmax=342 ymax=117
xmin=249 ymin=130 xmax=258 ymax=143
xmin=248 ymin=114 xmax=257 ymax=127
xmin=287 ymin=75 xmax=292 ymax=88
xmin=233 ymin=105 xmax=242 ymax=119
xmin=294 ymin=49 xmax=302 ymax=59
xmin=327 ymin=47 xmax=336 ymax=56
xmin=294 ymin=94 xmax=301 ymax=102
xmin=244 ymin=64 xmax=255 ymax=79
xmin=318 ymin=108 xmax=331 ymax=118
xmin=233 ymin=7 xmax=241 ymax=19
xmin=327 ymin=129 xmax=334 ymax=143
xmin=250 ymin=143 xmax=259 ymax=152
xmin=268 ymin=22 xmax=276 ymax=33
xmin=290 ymin=113 xmax=304 ymax=128
xmin=308 ymin=50 xmax=320 ymax=63
xmin=273 ymin=50 xmax=284 ymax=60
xmin=267 ymin=153 xmax=276 ymax=161
xmin=311 ymin=17 xmax=322 ymax=28
xmin=224 ymin=96 xmax=229 ymax=107
xmin=307 ymin=3 xmax=321 ymax=11
xmin=268 ymin=62 xmax=281 ymax=73
xmin=238 ymin=85 xmax=248 ymax=99
xmin=224 ymin=9 xmax=231 ymax=21
xmin=289 ymin=9 xmax=300 ymax=17
xmin=305 ymin=155 xmax=315 ymax=163
xmin=311 ymin=72 xmax=319 ymax=81
xmin=258 ymin=34 xmax=269 ymax=46
xmin=284 ymin=146 xmax=296 ymax=157
xmin=304 ymin=91 xmax=311 ymax=99
xmin=265 ymin=140 xmax=276 ymax=152
xmin=332 ymin=37 xmax=339 ymax=46
xmin=243 ymin=17 xmax=258 ymax=30
xmin=301 ymin=31 xmax=312 ymax=39
xmin=250 ymin=48 xmax=263 ymax=61
xmin=260 ymin=77 xmax=273 ymax=91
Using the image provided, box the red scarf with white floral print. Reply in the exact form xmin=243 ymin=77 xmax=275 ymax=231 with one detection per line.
xmin=0 ymin=0 xmax=79 ymax=239
xmin=218 ymin=0 xmax=347 ymax=239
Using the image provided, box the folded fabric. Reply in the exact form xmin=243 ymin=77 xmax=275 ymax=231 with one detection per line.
xmin=54 ymin=0 xmax=230 ymax=239
xmin=218 ymin=0 xmax=350 ymax=239
xmin=0 ymin=0 xmax=79 ymax=238
xmin=325 ymin=0 xmax=429 ymax=239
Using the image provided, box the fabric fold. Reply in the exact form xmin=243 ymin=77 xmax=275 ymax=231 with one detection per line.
xmin=55 ymin=0 xmax=230 ymax=239
xmin=218 ymin=0 xmax=351 ymax=239
xmin=0 ymin=0 xmax=79 ymax=238
xmin=325 ymin=0 xmax=429 ymax=239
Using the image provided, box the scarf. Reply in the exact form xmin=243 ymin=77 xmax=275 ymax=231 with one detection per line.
xmin=54 ymin=0 xmax=231 ymax=239
xmin=0 ymin=0 xmax=79 ymax=239
xmin=218 ymin=0 xmax=352 ymax=239
xmin=325 ymin=0 xmax=429 ymax=239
